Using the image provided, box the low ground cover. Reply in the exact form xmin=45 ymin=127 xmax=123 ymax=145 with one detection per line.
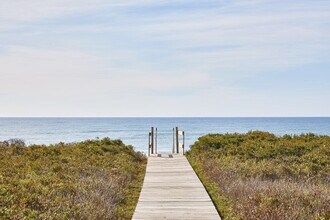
xmin=187 ymin=131 xmax=329 ymax=220
xmin=0 ymin=138 xmax=146 ymax=219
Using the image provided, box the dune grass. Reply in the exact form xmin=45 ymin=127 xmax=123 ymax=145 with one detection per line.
xmin=0 ymin=138 xmax=146 ymax=219
xmin=187 ymin=131 xmax=330 ymax=220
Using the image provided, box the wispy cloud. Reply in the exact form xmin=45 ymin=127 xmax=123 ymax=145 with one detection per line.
xmin=0 ymin=0 xmax=329 ymax=116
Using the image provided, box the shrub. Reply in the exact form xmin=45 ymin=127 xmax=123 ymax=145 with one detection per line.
xmin=187 ymin=131 xmax=330 ymax=220
xmin=0 ymin=138 xmax=146 ymax=219
xmin=7 ymin=138 xmax=26 ymax=147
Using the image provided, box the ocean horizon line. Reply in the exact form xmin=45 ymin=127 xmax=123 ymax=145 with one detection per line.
xmin=0 ymin=116 xmax=329 ymax=118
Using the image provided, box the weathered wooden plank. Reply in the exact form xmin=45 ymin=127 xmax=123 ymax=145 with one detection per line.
xmin=132 ymin=154 xmax=221 ymax=220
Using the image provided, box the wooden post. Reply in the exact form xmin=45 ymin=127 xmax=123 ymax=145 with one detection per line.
xmin=182 ymin=131 xmax=185 ymax=155
xmin=155 ymin=128 xmax=157 ymax=154
xmin=176 ymin=127 xmax=179 ymax=154
xmin=148 ymin=132 xmax=151 ymax=156
xmin=172 ymin=128 xmax=175 ymax=154
xmin=151 ymin=127 xmax=154 ymax=154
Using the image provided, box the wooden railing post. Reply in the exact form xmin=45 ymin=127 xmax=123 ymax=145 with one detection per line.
xmin=148 ymin=131 xmax=151 ymax=156
xmin=155 ymin=128 xmax=157 ymax=154
xmin=172 ymin=128 xmax=175 ymax=154
xmin=176 ymin=127 xmax=179 ymax=154
xmin=182 ymin=131 xmax=185 ymax=155
xmin=151 ymin=127 xmax=154 ymax=154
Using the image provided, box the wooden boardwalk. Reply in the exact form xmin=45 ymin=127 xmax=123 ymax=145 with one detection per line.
xmin=132 ymin=153 xmax=221 ymax=220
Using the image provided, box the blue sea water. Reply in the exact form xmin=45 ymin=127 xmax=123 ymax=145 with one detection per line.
xmin=0 ymin=117 xmax=329 ymax=152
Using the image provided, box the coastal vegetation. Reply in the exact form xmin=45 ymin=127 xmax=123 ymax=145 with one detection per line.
xmin=0 ymin=138 xmax=146 ymax=219
xmin=187 ymin=131 xmax=330 ymax=220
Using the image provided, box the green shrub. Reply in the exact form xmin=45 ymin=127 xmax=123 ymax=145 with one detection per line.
xmin=0 ymin=138 xmax=146 ymax=220
xmin=187 ymin=131 xmax=330 ymax=220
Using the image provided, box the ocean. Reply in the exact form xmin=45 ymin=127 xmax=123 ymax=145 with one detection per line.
xmin=0 ymin=117 xmax=329 ymax=152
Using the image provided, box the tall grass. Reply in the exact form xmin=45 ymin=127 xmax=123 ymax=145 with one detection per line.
xmin=187 ymin=131 xmax=329 ymax=220
xmin=0 ymin=138 xmax=146 ymax=219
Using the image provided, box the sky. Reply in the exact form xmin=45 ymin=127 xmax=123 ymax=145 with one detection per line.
xmin=0 ymin=0 xmax=329 ymax=117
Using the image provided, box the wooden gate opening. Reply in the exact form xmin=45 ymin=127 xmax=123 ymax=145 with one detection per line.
xmin=148 ymin=127 xmax=185 ymax=156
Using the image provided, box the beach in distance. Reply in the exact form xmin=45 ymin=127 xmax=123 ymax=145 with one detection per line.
xmin=0 ymin=117 xmax=330 ymax=152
